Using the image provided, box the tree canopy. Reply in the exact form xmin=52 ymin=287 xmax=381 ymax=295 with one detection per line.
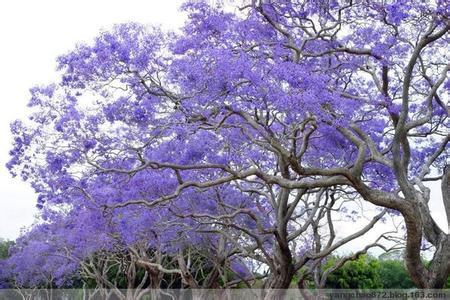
xmin=3 ymin=0 xmax=449 ymax=295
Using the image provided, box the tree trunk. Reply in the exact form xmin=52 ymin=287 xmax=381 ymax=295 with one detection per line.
xmin=202 ymin=267 xmax=221 ymax=288
xmin=263 ymin=193 xmax=296 ymax=299
xmin=402 ymin=205 xmax=429 ymax=288
xmin=426 ymin=236 xmax=450 ymax=288
xmin=177 ymin=254 xmax=198 ymax=288
xmin=402 ymin=202 xmax=450 ymax=289
xmin=263 ymin=261 xmax=295 ymax=300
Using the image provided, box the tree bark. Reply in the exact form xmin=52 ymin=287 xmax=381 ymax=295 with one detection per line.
xmin=402 ymin=207 xmax=430 ymax=288
xmin=442 ymin=165 xmax=450 ymax=234
xmin=263 ymin=246 xmax=295 ymax=300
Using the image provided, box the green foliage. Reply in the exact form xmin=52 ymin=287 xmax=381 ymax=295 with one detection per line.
xmin=0 ymin=239 xmax=14 ymax=259
xmin=325 ymin=255 xmax=383 ymax=289
xmin=379 ymin=259 xmax=415 ymax=289
xmin=321 ymin=254 xmax=426 ymax=289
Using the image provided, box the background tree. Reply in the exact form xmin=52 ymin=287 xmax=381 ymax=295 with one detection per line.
xmin=0 ymin=239 xmax=13 ymax=260
xmin=324 ymin=255 xmax=382 ymax=289
xmin=0 ymin=239 xmax=14 ymax=288
xmin=379 ymin=259 xmax=415 ymax=289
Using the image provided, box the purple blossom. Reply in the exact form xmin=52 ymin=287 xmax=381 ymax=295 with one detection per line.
xmin=5 ymin=0 xmax=448 ymax=290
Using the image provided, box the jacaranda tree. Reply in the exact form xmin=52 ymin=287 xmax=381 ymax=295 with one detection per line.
xmin=6 ymin=0 xmax=449 ymax=293
xmin=4 ymin=191 xmax=255 ymax=296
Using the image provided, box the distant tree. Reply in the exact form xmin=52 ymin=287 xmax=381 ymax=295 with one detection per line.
xmin=0 ymin=239 xmax=13 ymax=259
xmin=324 ymin=255 xmax=382 ymax=289
xmin=0 ymin=239 xmax=14 ymax=288
xmin=379 ymin=259 xmax=415 ymax=289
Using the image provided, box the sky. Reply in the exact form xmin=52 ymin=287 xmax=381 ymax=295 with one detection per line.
xmin=0 ymin=0 xmax=446 ymax=256
xmin=0 ymin=0 xmax=185 ymax=240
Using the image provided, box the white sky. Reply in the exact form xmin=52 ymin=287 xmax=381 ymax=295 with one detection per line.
xmin=0 ymin=0 xmax=185 ymax=240
xmin=0 ymin=0 xmax=446 ymax=258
